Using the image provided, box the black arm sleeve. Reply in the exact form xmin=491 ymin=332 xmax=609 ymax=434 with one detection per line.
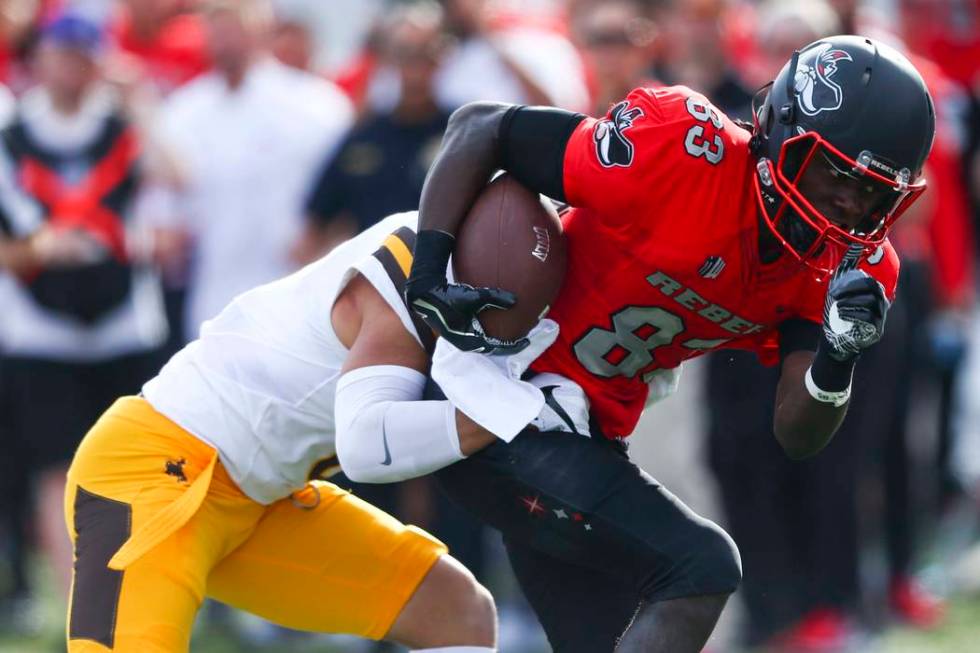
xmin=498 ymin=105 xmax=585 ymax=203
xmin=778 ymin=318 xmax=822 ymax=363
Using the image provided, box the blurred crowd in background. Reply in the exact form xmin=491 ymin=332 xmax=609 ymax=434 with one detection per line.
xmin=0 ymin=0 xmax=978 ymax=651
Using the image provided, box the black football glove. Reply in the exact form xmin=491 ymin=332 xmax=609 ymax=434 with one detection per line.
xmin=820 ymin=246 xmax=890 ymax=362
xmin=406 ymin=230 xmax=529 ymax=354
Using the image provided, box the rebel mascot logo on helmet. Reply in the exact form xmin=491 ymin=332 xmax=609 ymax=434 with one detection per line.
xmin=751 ymin=35 xmax=936 ymax=271
xmin=794 ymin=44 xmax=852 ymax=116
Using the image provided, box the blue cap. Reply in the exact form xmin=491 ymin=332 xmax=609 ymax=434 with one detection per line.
xmin=40 ymin=13 xmax=104 ymax=54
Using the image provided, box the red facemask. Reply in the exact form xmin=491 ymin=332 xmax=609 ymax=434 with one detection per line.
xmin=754 ymin=129 xmax=926 ymax=269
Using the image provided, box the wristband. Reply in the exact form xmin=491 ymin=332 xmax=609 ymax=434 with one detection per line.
xmin=804 ymin=366 xmax=851 ymax=407
xmin=411 ymin=229 xmax=455 ymax=280
xmin=810 ymin=338 xmax=856 ymax=391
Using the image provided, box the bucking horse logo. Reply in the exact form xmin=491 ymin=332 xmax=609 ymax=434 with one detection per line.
xmin=594 ymin=101 xmax=644 ymax=167
xmin=794 ymin=44 xmax=853 ymax=116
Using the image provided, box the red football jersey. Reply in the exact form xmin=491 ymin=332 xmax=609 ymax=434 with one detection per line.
xmin=530 ymin=86 xmax=899 ymax=439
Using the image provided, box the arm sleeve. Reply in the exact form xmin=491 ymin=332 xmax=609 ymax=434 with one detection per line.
xmin=498 ymin=105 xmax=585 ymax=202
xmin=334 ymin=365 xmax=465 ymax=484
xmin=778 ymin=318 xmax=822 ymax=362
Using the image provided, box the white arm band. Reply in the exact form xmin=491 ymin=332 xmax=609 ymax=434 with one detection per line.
xmin=804 ymin=366 xmax=851 ymax=408
xmin=334 ymin=366 xmax=465 ymax=484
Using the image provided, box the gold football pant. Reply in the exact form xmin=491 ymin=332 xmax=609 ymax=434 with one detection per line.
xmin=64 ymin=397 xmax=446 ymax=652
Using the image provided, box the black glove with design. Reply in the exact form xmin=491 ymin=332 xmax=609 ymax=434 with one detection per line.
xmin=810 ymin=245 xmax=890 ymax=395
xmin=820 ymin=257 xmax=890 ymax=362
xmin=405 ymin=230 xmax=529 ymax=354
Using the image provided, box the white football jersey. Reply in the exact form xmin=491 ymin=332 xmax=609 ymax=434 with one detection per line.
xmin=142 ymin=212 xmax=428 ymax=504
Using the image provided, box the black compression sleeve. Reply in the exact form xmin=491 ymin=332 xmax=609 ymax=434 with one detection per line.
xmin=498 ymin=105 xmax=586 ymax=203
xmin=779 ymin=318 xmax=855 ymax=391
xmin=778 ymin=318 xmax=821 ymax=362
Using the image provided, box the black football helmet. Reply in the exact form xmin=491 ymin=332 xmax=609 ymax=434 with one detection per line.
xmin=751 ymin=35 xmax=935 ymax=269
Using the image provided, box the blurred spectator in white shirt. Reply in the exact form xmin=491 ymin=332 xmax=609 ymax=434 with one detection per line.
xmin=271 ymin=0 xmax=385 ymax=74
xmin=151 ymin=0 xmax=353 ymax=338
xmin=434 ymin=0 xmax=589 ymax=111
xmin=269 ymin=16 xmax=314 ymax=73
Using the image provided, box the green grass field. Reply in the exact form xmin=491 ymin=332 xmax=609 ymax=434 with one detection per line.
xmin=3 ymin=593 xmax=979 ymax=652
xmin=4 ymin=543 xmax=980 ymax=653
xmin=877 ymin=594 xmax=980 ymax=653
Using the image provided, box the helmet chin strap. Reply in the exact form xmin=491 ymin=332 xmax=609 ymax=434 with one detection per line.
xmin=781 ymin=211 xmax=821 ymax=255
xmin=756 ymin=209 xmax=819 ymax=266
xmin=767 ymin=204 xmax=821 ymax=260
xmin=756 ymin=215 xmax=784 ymax=264
xmin=749 ymin=83 xmax=773 ymax=155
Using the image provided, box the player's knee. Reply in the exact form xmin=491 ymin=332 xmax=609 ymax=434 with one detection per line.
xmin=436 ymin=558 xmax=497 ymax=643
xmin=641 ymin=520 xmax=742 ymax=600
xmin=460 ymin=580 xmax=496 ymax=643
xmin=701 ymin=522 xmax=742 ymax=591
xmin=389 ymin=555 xmax=496 ymax=648
xmin=681 ymin=521 xmax=742 ymax=596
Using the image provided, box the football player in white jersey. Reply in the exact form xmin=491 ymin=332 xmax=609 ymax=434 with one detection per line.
xmin=64 ymin=211 xmax=583 ymax=652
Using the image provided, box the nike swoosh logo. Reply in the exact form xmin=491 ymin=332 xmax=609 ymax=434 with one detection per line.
xmin=380 ymin=424 xmax=393 ymax=466
xmin=540 ymin=385 xmax=581 ymax=436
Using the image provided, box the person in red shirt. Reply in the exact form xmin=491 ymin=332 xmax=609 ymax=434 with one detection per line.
xmin=400 ymin=36 xmax=936 ymax=652
xmin=109 ymin=0 xmax=208 ymax=94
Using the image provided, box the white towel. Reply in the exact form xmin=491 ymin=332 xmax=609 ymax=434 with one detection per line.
xmin=432 ymin=320 xmax=559 ymax=442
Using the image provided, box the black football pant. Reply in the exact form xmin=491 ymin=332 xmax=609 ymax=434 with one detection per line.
xmin=434 ymin=426 xmax=742 ymax=652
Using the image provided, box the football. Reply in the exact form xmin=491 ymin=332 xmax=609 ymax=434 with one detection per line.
xmin=452 ymin=174 xmax=567 ymax=341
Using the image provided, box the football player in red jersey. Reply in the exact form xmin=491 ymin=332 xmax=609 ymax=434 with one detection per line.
xmin=403 ymin=36 xmax=936 ymax=652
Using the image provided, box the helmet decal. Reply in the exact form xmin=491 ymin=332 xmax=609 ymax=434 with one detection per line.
xmin=794 ymin=44 xmax=853 ymax=116
xmin=868 ymin=245 xmax=885 ymax=265
xmin=594 ymin=101 xmax=644 ymax=168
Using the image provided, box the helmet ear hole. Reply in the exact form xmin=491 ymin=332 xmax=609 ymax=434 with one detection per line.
xmin=765 ymin=106 xmax=775 ymax=135
xmin=778 ymin=103 xmax=795 ymax=125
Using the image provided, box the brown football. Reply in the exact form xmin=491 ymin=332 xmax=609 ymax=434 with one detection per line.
xmin=452 ymin=174 xmax=567 ymax=341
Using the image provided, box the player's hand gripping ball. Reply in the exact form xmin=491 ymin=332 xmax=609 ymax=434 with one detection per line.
xmin=409 ymin=175 xmax=567 ymax=354
xmin=408 ymin=281 xmax=522 ymax=353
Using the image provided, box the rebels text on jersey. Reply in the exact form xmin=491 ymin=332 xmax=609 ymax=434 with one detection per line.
xmin=529 ymin=86 xmax=899 ymax=439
